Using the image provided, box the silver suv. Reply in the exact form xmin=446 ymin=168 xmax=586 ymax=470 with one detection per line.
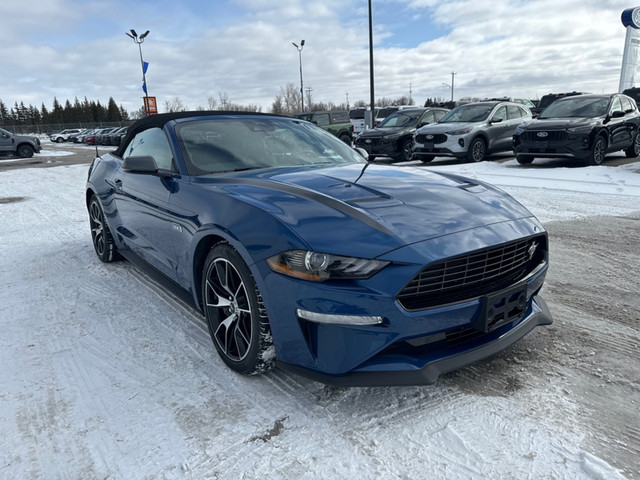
xmin=413 ymin=101 xmax=532 ymax=162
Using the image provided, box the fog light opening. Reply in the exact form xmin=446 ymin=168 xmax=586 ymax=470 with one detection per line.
xmin=458 ymin=138 xmax=465 ymax=148
xmin=296 ymin=309 xmax=384 ymax=326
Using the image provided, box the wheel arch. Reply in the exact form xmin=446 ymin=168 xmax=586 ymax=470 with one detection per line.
xmin=192 ymin=234 xmax=229 ymax=312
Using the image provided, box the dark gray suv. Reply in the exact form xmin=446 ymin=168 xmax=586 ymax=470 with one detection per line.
xmin=0 ymin=128 xmax=42 ymax=158
xmin=413 ymin=101 xmax=532 ymax=162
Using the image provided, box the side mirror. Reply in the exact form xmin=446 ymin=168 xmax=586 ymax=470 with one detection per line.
xmin=490 ymin=117 xmax=504 ymax=124
xmin=611 ymin=110 xmax=625 ymax=118
xmin=123 ymin=155 xmax=172 ymax=178
xmin=354 ymin=147 xmax=370 ymax=161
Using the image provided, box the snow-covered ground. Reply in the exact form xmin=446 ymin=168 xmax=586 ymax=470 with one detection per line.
xmin=1 ymin=154 xmax=639 ymax=479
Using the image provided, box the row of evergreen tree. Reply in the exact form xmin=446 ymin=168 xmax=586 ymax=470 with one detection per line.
xmin=0 ymin=97 xmax=130 ymax=128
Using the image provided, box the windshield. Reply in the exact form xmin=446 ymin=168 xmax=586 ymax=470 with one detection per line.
xmin=379 ymin=111 xmax=423 ymax=128
xmin=539 ymin=97 xmax=610 ymax=119
xmin=439 ymin=104 xmax=494 ymax=123
xmin=176 ymin=117 xmax=365 ymax=175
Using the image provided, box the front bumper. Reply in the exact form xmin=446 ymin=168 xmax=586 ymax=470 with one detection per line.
xmin=255 ymin=218 xmax=551 ymax=385
xmin=355 ymin=137 xmax=401 ymax=158
xmin=513 ymin=132 xmax=591 ymax=159
xmin=279 ymin=295 xmax=552 ymax=386
xmin=413 ymin=133 xmax=470 ymax=158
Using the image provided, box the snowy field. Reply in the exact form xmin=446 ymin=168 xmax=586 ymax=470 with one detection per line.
xmin=1 ymin=152 xmax=639 ymax=479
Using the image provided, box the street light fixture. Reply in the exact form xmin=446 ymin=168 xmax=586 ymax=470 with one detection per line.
xmin=292 ymin=40 xmax=305 ymax=112
xmin=126 ymin=29 xmax=151 ymax=115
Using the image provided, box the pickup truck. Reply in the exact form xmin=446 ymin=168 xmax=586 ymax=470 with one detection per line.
xmin=0 ymin=128 xmax=42 ymax=158
xmin=293 ymin=110 xmax=354 ymax=144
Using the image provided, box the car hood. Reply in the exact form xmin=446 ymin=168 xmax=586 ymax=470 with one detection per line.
xmin=197 ymin=163 xmax=534 ymax=257
xmin=358 ymin=127 xmax=411 ymax=138
xmin=522 ymin=117 xmax=600 ymax=129
xmin=417 ymin=122 xmax=479 ymax=134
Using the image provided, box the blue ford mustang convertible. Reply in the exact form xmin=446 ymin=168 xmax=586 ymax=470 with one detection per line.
xmin=86 ymin=111 xmax=552 ymax=386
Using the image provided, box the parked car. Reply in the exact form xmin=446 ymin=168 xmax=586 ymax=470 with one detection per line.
xmin=512 ymin=93 xmax=640 ymax=165
xmin=374 ymin=105 xmax=414 ymax=126
xmin=68 ymin=129 xmax=91 ymax=143
xmin=49 ymin=128 xmax=82 ymax=143
xmin=86 ymin=111 xmax=552 ymax=386
xmin=107 ymin=126 xmax=128 ymax=146
xmin=530 ymin=92 xmax=584 ymax=116
xmin=293 ymin=110 xmax=353 ymax=144
xmin=349 ymin=107 xmax=377 ymax=134
xmin=0 ymin=128 xmax=42 ymax=158
xmin=413 ymin=100 xmax=532 ymax=163
xmin=95 ymin=127 xmax=120 ymax=145
xmin=85 ymin=127 xmax=113 ymax=145
xmin=354 ymin=107 xmax=448 ymax=161
xmin=76 ymin=128 xmax=99 ymax=143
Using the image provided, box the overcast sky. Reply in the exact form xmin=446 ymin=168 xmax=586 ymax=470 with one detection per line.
xmin=1 ymin=0 xmax=637 ymax=114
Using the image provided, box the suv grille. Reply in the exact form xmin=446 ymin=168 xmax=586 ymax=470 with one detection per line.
xmin=396 ymin=235 xmax=546 ymax=311
xmin=415 ymin=133 xmax=448 ymax=144
xmin=521 ymin=131 xmax=568 ymax=142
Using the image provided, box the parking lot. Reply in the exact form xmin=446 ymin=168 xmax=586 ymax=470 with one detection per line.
xmin=1 ymin=141 xmax=639 ymax=478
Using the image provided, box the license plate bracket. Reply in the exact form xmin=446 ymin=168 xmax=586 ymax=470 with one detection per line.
xmin=472 ymin=284 xmax=527 ymax=333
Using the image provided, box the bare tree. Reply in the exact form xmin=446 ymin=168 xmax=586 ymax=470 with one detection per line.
xmin=164 ymin=97 xmax=186 ymax=113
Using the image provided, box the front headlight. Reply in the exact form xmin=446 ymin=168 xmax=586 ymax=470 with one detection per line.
xmin=267 ymin=250 xmax=390 ymax=282
xmin=567 ymin=124 xmax=594 ymax=134
xmin=445 ymin=127 xmax=473 ymax=135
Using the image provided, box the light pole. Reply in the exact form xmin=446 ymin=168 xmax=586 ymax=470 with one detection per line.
xmin=292 ymin=40 xmax=305 ymax=112
xmin=126 ymin=29 xmax=150 ymax=115
xmin=442 ymin=71 xmax=456 ymax=102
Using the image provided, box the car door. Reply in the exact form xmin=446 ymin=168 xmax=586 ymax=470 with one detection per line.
xmin=487 ymin=105 xmax=511 ymax=151
xmin=0 ymin=129 xmax=14 ymax=153
xmin=609 ymin=96 xmax=634 ymax=149
xmin=114 ymin=127 xmax=183 ymax=281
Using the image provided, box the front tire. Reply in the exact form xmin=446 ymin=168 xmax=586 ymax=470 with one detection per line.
xmin=625 ymin=132 xmax=640 ymax=158
xmin=516 ymin=155 xmax=534 ymax=165
xmin=17 ymin=144 xmax=34 ymax=158
xmin=400 ymin=138 xmax=415 ymax=162
xmin=56 ymin=137 xmax=64 ymax=143
xmin=88 ymin=195 xmax=120 ymax=263
xmin=466 ymin=137 xmax=487 ymax=162
xmin=586 ymin=135 xmax=606 ymax=165
xmin=202 ymin=243 xmax=275 ymax=375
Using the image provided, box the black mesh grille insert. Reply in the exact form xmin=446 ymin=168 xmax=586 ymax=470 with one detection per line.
xmin=396 ymin=235 xmax=546 ymax=311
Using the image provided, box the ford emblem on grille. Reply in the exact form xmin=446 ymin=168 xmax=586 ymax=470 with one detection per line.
xmin=426 ymin=134 xmax=434 ymax=139
xmin=537 ymin=132 xmax=549 ymax=138
xmin=365 ymin=139 xmax=372 ymax=143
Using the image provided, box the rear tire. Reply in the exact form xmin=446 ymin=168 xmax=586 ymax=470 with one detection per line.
xmin=88 ymin=195 xmax=120 ymax=263
xmin=56 ymin=137 xmax=64 ymax=143
xmin=202 ymin=243 xmax=275 ymax=375
xmin=625 ymin=132 xmax=640 ymax=158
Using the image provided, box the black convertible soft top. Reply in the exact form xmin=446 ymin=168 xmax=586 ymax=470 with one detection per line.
xmin=114 ymin=110 xmax=282 ymax=158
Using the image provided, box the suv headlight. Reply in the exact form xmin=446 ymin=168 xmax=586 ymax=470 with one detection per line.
xmin=445 ymin=126 xmax=473 ymax=135
xmin=567 ymin=124 xmax=594 ymax=134
xmin=267 ymin=250 xmax=389 ymax=282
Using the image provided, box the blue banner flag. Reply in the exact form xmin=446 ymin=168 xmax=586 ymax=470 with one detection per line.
xmin=142 ymin=82 xmax=147 ymax=94
xmin=143 ymin=61 xmax=149 ymax=74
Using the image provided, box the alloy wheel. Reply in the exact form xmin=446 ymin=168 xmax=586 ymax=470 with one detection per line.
xmin=204 ymin=258 xmax=253 ymax=362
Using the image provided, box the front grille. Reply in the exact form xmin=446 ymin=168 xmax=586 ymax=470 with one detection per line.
xmin=521 ymin=131 xmax=568 ymax=143
xmin=415 ymin=133 xmax=448 ymax=144
xmin=396 ymin=235 xmax=546 ymax=311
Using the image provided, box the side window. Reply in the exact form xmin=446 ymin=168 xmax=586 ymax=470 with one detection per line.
xmin=507 ymin=105 xmax=523 ymax=119
xmin=610 ymin=97 xmax=623 ymax=114
xmin=492 ymin=106 xmax=508 ymax=121
xmin=621 ymin=97 xmax=634 ymax=112
xmin=421 ymin=111 xmax=435 ymax=124
xmin=314 ymin=114 xmax=330 ymax=127
xmin=123 ymin=127 xmax=174 ymax=171
xmin=434 ymin=110 xmax=447 ymax=121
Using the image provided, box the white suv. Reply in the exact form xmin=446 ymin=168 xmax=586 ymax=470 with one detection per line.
xmin=49 ymin=129 xmax=82 ymax=143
